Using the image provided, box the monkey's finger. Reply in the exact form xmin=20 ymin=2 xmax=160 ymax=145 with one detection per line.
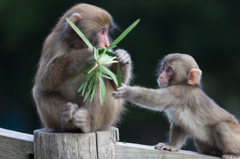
xmin=116 ymin=52 xmax=127 ymax=60
xmin=73 ymin=121 xmax=86 ymax=128
xmin=117 ymin=87 xmax=125 ymax=91
xmin=112 ymin=92 xmax=120 ymax=98
xmin=118 ymin=54 xmax=129 ymax=64
xmin=74 ymin=113 xmax=88 ymax=119
xmin=62 ymin=111 xmax=72 ymax=116
xmin=64 ymin=102 xmax=78 ymax=110
xmin=74 ymin=117 xmax=87 ymax=123
xmin=121 ymin=83 xmax=126 ymax=87
xmin=154 ymin=146 xmax=162 ymax=150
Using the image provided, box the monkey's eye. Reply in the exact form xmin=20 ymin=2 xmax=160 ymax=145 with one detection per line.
xmin=166 ymin=67 xmax=172 ymax=73
xmin=161 ymin=65 xmax=165 ymax=71
xmin=100 ymin=30 xmax=105 ymax=34
xmin=99 ymin=29 xmax=108 ymax=35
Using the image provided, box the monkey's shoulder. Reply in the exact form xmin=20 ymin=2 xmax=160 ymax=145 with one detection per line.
xmin=166 ymin=85 xmax=205 ymax=98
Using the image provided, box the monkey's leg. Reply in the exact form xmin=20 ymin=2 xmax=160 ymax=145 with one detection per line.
xmin=213 ymin=122 xmax=240 ymax=159
xmin=73 ymin=81 xmax=123 ymax=133
xmin=155 ymin=123 xmax=188 ymax=151
xmin=194 ymin=139 xmax=222 ymax=157
xmin=33 ymin=86 xmax=77 ymax=131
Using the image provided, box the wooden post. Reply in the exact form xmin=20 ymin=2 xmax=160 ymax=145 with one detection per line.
xmin=33 ymin=127 xmax=119 ymax=159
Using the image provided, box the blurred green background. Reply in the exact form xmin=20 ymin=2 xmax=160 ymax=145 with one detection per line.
xmin=1 ymin=0 xmax=240 ymax=151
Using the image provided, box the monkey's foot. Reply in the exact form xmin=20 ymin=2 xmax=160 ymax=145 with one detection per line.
xmin=73 ymin=108 xmax=91 ymax=133
xmin=62 ymin=102 xmax=78 ymax=123
xmin=155 ymin=143 xmax=179 ymax=152
xmin=222 ymin=154 xmax=240 ymax=159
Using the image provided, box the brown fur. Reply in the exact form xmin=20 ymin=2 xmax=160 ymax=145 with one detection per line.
xmin=33 ymin=3 xmax=132 ymax=132
xmin=113 ymin=53 xmax=240 ymax=159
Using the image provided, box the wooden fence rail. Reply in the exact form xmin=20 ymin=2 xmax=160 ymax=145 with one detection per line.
xmin=0 ymin=127 xmax=220 ymax=159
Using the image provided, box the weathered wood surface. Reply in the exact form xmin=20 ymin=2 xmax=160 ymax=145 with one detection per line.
xmin=33 ymin=127 xmax=119 ymax=159
xmin=114 ymin=142 xmax=220 ymax=159
xmin=0 ymin=128 xmax=34 ymax=159
xmin=0 ymin=127 xmax=221 ymax=159
xmin=96 ymin=127 xmax=119 ymax=159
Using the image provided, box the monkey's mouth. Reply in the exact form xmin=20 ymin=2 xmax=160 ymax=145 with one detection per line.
xmin=160 ymin=83 xmax=169 ymax=88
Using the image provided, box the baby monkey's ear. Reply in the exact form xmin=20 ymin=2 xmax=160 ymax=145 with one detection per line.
xmin=188 ymin=69 xmax=202 ymax=85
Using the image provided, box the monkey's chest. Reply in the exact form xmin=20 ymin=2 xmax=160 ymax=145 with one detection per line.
xmin=165 ymin=108 xmax=212 ymax=141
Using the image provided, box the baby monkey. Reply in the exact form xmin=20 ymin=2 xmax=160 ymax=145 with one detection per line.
xmin=113 ymin=53 xmax=240 ymax=159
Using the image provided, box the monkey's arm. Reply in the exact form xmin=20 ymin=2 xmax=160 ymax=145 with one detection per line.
xmin=155 ymin=123 xmax=188 ymax=151
xmin=112 ymin=84 xmax=175 ymax=111
xmin=36 ymin=48 xmax=94 ymax=91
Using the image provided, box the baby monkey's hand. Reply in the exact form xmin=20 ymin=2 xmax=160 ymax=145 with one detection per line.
xmin=112 ymin=83 xmax=130 ymax=99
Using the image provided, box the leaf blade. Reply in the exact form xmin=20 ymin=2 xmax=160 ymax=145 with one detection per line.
xmin=66 ymin=18 xmax=94 ymax=50
xmin=66 ymin=62 xmax=94 ymax=83
xmin=117 ymin=62 xmax=122 ymax=88
xmin=107 ymin=19 xmax=140 ymax=49
xmin=83 ymin=77 xmax=95 ymax=102
xmin=90 ymin=75 xmax=98 ymax=102
xmin=105 ymin=51 xmax=116 ymax=57
xmin=101 ymin=65 xmax=118 ymax=87
xmin=98 ymin=76 xmax=106 ymax=105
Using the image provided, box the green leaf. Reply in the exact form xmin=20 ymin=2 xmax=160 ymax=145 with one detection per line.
xmin=80 ymin=69 xmax=95 ymax=95
xmin=98 ymin=76 xmax=106 ymax=105
xmin=102 ymin=60 xmax=118 ymax=65
xmin=98 ymin=76 xmax=103 ymax=105
xmin=66 ymin=62 xmax=94 ymax=83
xmin=83 ymin=77 xmax=95 ymax=102
xmin=100 ymin=74 xmax=112 ymax=80
xmin=107 ymin=19 xmax=140 ymax=50
xmin=99 ymin=55 xmax=114 ymax=63
xmin=78 ymin=80 xmax=88 ymax=92
xmin=117 ymin=62 xmax=122 ymax=88
xmin=90 ymin=76 xmax=98 ymax=102
xmin=101 ymin=65 xmax=118 ymax=86
xmin=66 ymin=18 xmax=94 ymax=50
xmin=94 ymin=47 xmax=98 ymax=61
xmin=81 ymin=78 xmax=90 ymax=96
xmin=98 ymin=48 xmax=107 ymax=56
xmin=105 ymin=51 xmax=116 ymax=57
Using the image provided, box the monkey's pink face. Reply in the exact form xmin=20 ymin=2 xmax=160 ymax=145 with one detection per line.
xmin=158 ymin=64 xmax=174 ymax=88
xmin=95 ymin=28 xmax=110 ymax=48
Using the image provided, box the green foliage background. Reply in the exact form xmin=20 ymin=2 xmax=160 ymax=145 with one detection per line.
xmin=1 ymin=0 xmax=240 ymax=151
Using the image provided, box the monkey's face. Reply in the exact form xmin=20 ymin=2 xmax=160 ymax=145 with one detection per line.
xmin=158 ymin=64 xmax=174 ymax=88
xmin=63 ymin=3 xmax=114 ymax=49
xmin=95 ymin=27 xmax=110 ymax=49
xmin=158 ymin=53 xmax=202 ymax=88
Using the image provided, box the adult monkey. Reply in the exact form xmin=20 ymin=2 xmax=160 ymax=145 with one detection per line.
xmin=113 ymin=53 xmax=240 ymax=159
xmin=33 ymin=3 xmax=132 ymax=133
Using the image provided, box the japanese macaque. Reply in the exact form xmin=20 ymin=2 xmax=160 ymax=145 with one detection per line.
xmin=113 ymin=53 xmax=240 ymax=159
xmin=32 ymin=3 xmax=132 ymax=133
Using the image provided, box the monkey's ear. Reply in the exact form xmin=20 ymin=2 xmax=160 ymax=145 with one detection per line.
xmin=67 ymin=13 xmax=82 ymax=29
xmin=188 ymin=69 xmax=202 ymax=85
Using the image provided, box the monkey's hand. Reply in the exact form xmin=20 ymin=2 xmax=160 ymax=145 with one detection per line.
xmin=115 ymin=49 xmax=131 ymax=64
xmin=112 ymin=83 xmax=130 ymax=99
xmin=155 ymin=143 xmax=179 ymax=152
xmin=72 ymin=108 xmax=91 ymax=133
xmin=62 ymin=102 xmax=78 ymax=123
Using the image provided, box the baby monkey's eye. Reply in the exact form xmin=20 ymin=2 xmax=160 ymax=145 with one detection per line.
xmin=167 ymin=67 xmax=172 ymax=73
